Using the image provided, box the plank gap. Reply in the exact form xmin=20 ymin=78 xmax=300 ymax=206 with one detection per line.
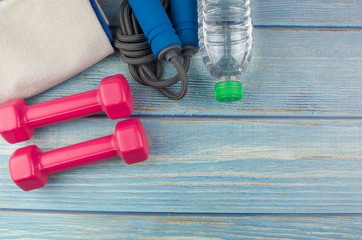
xmin=1 ymin=208 xmax=362 ymax=217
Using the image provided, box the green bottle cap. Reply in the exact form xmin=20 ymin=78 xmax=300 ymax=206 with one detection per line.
xmin=214 ymin=81 xmax=243 ymax=102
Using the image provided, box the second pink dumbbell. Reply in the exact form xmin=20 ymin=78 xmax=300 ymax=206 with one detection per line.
xmin=9 ymin=118 xmax=149 ymax=191
xmin=0 ymin=74 xmax=133 ymax=144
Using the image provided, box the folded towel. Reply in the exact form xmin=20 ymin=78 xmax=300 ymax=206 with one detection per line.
xmin=0 ymin=0 xmax=114 ymax=103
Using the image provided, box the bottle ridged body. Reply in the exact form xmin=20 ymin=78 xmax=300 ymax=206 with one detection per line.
xmin=198 ymin=0 xmax=252 ymax=83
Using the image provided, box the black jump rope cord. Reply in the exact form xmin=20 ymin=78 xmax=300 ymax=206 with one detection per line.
xmin=114 ymin=0 xmax=190 ymax=100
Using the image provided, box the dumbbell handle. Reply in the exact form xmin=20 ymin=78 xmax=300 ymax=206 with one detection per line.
xmin=40 ymin=134 xmax=116 ymax=175
xmin=27 ymin=90 xmax=101 ymax=128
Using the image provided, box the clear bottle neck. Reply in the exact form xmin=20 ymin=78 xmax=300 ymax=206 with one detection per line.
xmin=216 ymin=75 xmax=242 ymax=83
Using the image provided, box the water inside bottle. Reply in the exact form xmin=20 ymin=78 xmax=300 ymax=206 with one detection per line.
xmin=198 ymin=0 xmax=252 ymax=82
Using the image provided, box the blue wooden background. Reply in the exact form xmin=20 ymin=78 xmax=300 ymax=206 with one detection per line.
xmin=0 ymin=0 xmax=362 ymax=239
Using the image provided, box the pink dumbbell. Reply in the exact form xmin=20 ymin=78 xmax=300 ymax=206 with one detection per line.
xmin=9 ymin=118 xmax=149 ymax=191
xmin=0 ymin=74 xmax=133 ymax=144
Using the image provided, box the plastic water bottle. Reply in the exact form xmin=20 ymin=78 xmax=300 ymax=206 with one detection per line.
xmin=198 ymin=0 xmax=252 ymax=102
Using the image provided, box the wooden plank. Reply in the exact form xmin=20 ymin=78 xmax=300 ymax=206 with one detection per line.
xmin=0 ymin=211 xmax=362 ymax=239
xmin=98 ymin=0 xmax=362 ymax=27
xmin=25 ymin=29 xmax=362 ymax=117
xmin=0 ymin=117 xmax=361 ymax=213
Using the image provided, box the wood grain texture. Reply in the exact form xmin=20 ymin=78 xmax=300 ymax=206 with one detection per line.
xmin=97 ymin=0 xmax=362 ymax=27
xmin=0 ymin=211 xmax=362 ymax=239
xmin=25 ymin=29 xmax=362 ymax=117
xmin=0 ymin=118 xmax=361 ymax=213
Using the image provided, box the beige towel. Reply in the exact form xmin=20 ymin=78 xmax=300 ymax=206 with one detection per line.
xmin=0 ymin=0 xmax=115 ymax=103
